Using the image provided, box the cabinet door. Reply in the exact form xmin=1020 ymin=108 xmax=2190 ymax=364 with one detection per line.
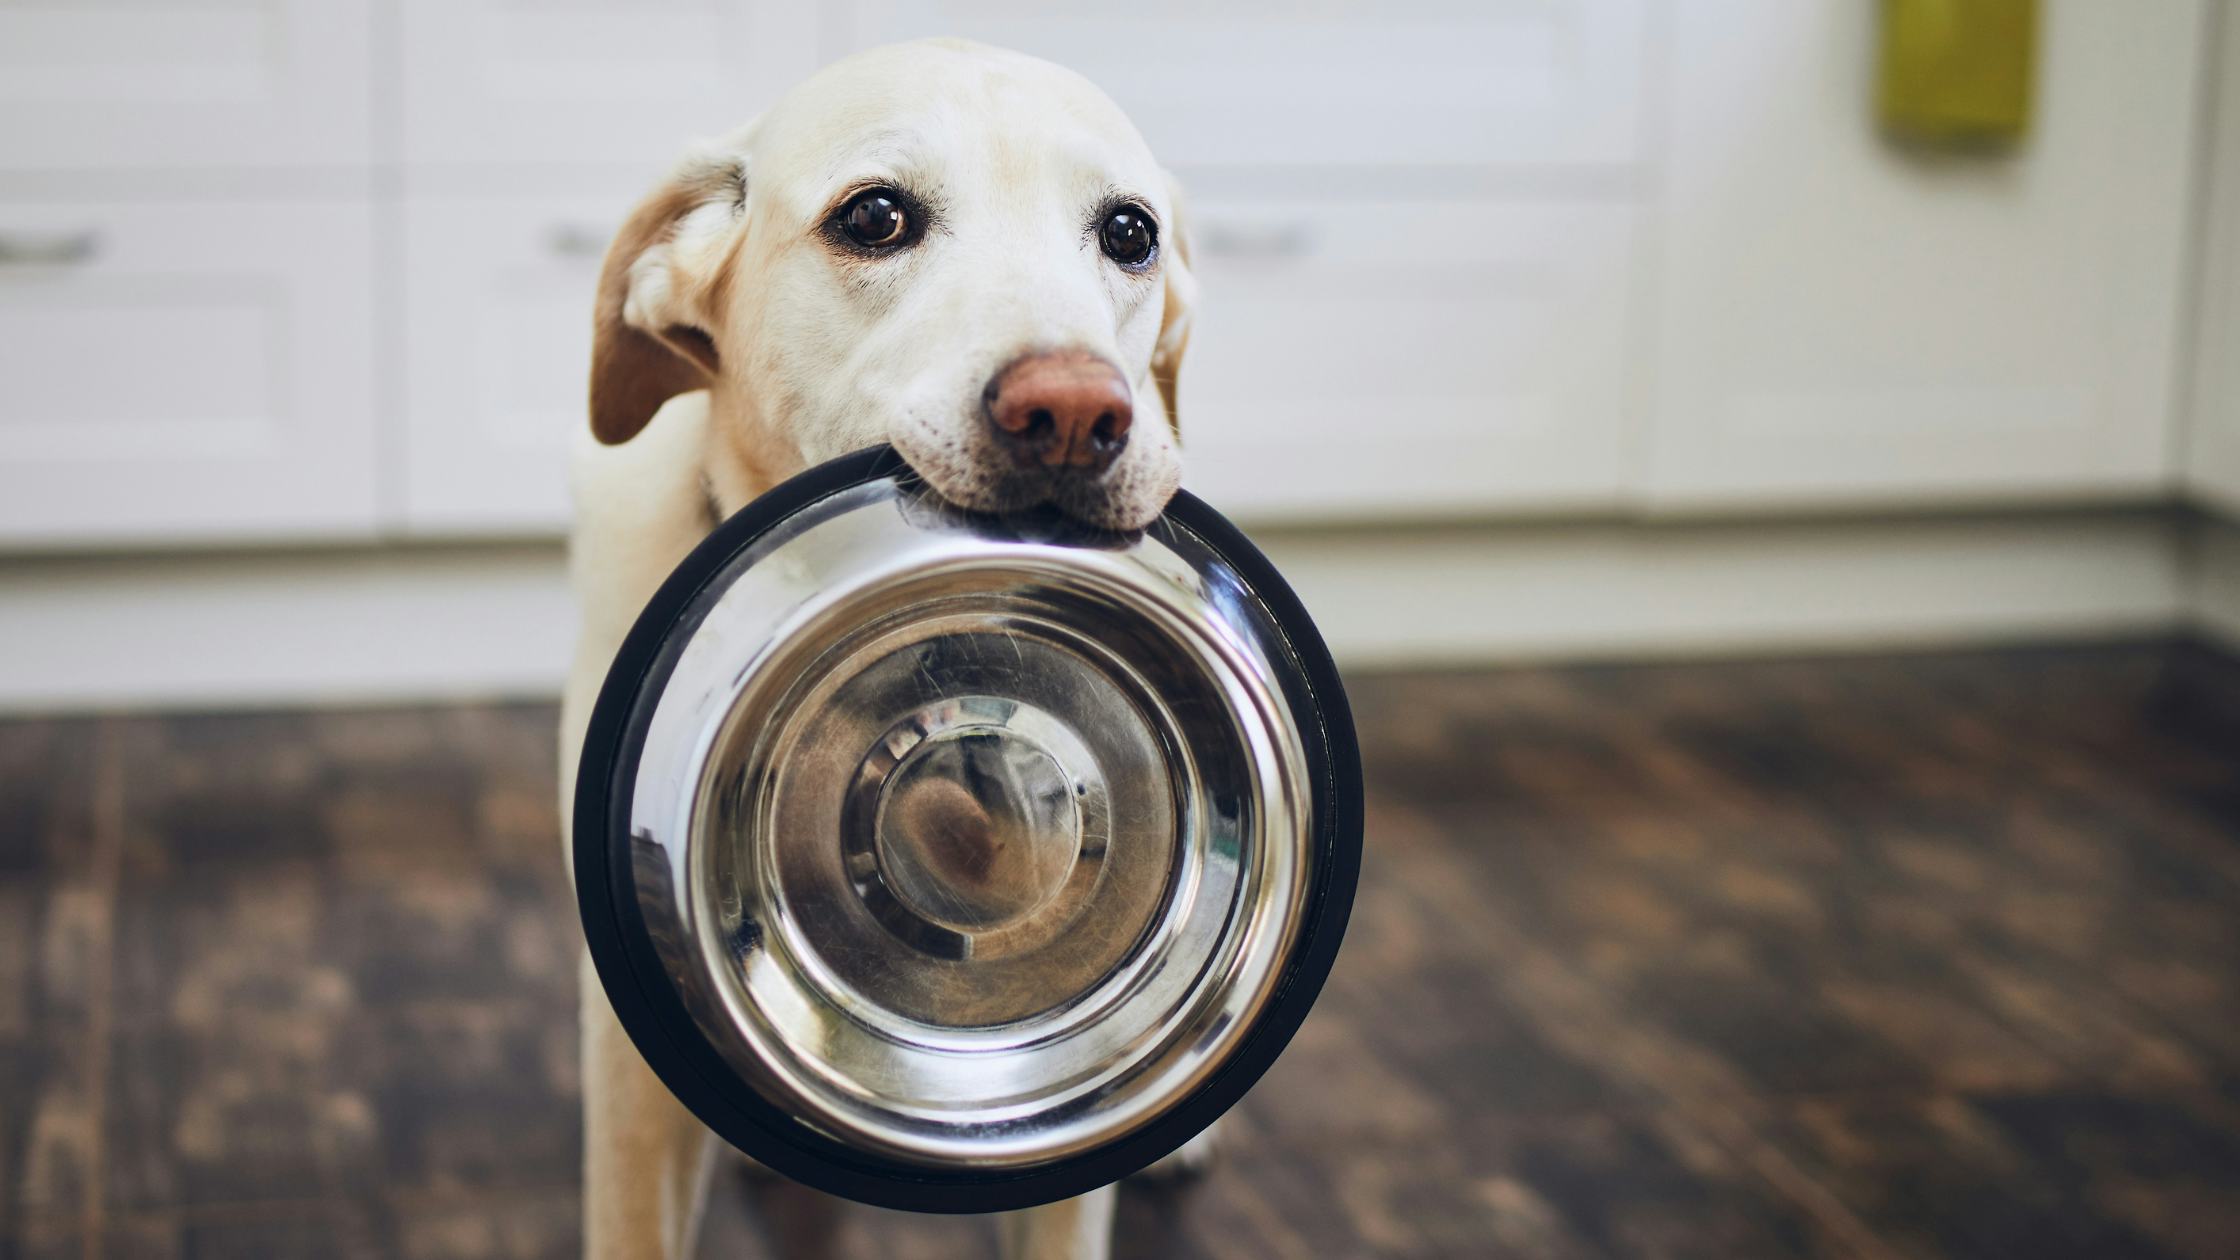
xmin=1178 ymin=199 xmax=1637 ymax=522
xmin=829 ymin=0 xmax=1649 ymax=171
xmin=0 ymin=0 xmax=372 ymax=170
xmin=398 ymin=0 xmax=818 ymax=167
xmin=1644 ymin=0 xmax=2205 ymax=510
xmin=2188 ymin=2 xmax=2240 ymax=516
xmin=399 ymin=195 xmax=635 ymax=534
xmin=0 ymin=202 xmax=379 ymax=547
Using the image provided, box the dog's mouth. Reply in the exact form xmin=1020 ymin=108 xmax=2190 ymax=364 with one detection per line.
xmin=892 ymin=479 xmax=1143 ymax=550
xmin=888 ymin=436 xmax=1174 ymax=533
xmin=899 ymin=465 xmax=1148 ymax=533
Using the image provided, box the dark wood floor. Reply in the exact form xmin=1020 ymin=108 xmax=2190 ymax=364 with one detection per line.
xmin=5 ymin=639 xmax=2240 ymax=1259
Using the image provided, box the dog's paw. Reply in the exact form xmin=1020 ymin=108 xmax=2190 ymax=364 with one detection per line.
xmin=1129 ymin=1124 xmax=1220 ymax=1184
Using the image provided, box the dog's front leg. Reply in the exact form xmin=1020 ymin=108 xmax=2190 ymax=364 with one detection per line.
xmin=581 ymin=953 xmax=717 ymax=1260
xmin=994 ymin=1186 xmax=1117 ymax=1260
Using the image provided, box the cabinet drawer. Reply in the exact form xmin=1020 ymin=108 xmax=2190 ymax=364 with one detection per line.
xmin=0 ymin=202 xmax=379 ymax=547
xmin=398 ymin=1 xmax=818 ymax=167
xmin=398 ymin=192 xmax=1641 ymax=533
xmin=0 ymin=0 xmax=372 ymax=170
xmin=831 ymin=0 xmax=1649 ymax=170
xmin=399 ymin=195 xmax=635 ymax=534
xmin=1177 ymin=199 xmax=1637 ymax=521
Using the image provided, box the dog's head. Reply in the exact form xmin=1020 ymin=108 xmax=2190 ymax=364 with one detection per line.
xmin=588 ymin=39 xmax=1195 ymax=530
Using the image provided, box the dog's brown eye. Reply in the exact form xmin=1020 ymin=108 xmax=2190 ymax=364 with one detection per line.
xmin=840 ymin=190 xmax=910 ymax=249
xmin=1099 ymin=206 xmax=1156 ymax=267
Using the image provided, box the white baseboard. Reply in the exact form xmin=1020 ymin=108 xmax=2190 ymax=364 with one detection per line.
xmin=0 ymin=545 xmax=578 ymax=714
xmin=2189 ymin=516 xmax=2240 ymax=651
xmin=0 ymin=509 xmax=2197 ymax=713
xmin=1258 ymin=509 xmax=2187 ymax=668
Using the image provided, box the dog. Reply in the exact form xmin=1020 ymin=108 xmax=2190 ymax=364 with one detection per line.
xmin=557 ymin=39 xmax=1199 ymax=1260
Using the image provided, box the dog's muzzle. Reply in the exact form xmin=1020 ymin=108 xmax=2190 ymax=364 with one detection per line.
xmin=573 ymin=446 xmax=1360 ymax=1213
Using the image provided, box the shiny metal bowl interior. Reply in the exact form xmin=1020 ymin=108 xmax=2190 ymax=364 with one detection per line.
xmin=610 ymin=470 xmax=1327 ymax=1177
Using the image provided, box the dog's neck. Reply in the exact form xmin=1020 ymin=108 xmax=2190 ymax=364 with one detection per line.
xmin=696 ymin=388 xmax=797 ymax=525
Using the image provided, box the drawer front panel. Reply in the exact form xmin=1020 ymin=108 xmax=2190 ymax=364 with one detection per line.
xmin=399 ymin=196 xmax=633 ymax=533
xmin=1177 ymin=199 xmax=1637 ymax=520
xmin=0 ymin=202 xmax=379 ymax=545
xmin=0 ymin=0 xmax=372 ymax=170
xmin=399 ymin=1 xmax=818 ymax=167
xmin=832 ymin=0 xmax=1649 ymax=170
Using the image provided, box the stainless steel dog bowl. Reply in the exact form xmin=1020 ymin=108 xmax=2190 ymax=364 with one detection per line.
xmin=575 ymin=446 xmax=1360 ymax=1213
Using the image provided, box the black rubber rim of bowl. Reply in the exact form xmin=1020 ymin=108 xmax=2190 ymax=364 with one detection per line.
xmin=574 ymin=445 xmax=1363 ymax=1214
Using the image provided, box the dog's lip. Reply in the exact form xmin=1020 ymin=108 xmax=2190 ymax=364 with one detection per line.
xmin=892 ymin=483 xmax=1144 ymax=549
xmin=896 ymin=458 xmax=1148 ymax=529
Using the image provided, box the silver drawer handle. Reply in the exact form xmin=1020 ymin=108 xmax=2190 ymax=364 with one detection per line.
xmin=1195 ymin=221 xmax=1314 ymax=259
xmin=0 ymin=230 xmax=99 ymax=266
xmin=547 ymin=224 xmax=613 ymax=259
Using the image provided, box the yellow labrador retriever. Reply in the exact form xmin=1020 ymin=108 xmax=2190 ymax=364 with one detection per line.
xmin=558 ymin=39 xmax=1198 ymax=1260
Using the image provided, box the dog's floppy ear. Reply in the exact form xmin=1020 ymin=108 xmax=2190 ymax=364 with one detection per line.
xmin=1150 ymin=170 xmax=1197 ymax=437
xmin=588 ymin=149 xmax=745 ymax=445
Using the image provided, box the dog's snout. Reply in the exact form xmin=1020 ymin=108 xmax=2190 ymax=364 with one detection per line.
xmin=983 ymin=351 xmax=1133 ymax=474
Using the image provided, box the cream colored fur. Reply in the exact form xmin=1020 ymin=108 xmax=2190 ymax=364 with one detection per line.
xmin=559 ymin=40 xmax=1200 ymax=1260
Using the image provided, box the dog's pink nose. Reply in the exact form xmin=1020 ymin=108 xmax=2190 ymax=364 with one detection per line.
xmin=983 ymin=351 xmax=1133 ymax=474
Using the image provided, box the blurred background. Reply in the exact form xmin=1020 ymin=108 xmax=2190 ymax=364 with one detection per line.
xmin=4 ymin=2 xmax=2240 ymax=1258
xmin=1 ymin=0 xmax=2236 ymax=698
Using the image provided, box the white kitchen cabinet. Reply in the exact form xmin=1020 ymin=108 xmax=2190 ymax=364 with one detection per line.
xmin=1643 ymin=0 xmax=2206 ymax=511
xmin=0 ymin=0 xmax=372 ymax=171
xmin=2188 ymin=2 xmax=2240 ymax=516
xmin=398 ymin=195 xmax=639 ymax=533
xmin=829 ymin=0 xmax=1650 ymax=172
xmin=0 ymin=201 xmax=379 ymax=547
xmin=1 ymin=0 xmax=2222 ymax=554
xmin=397 ymin=0 xmax=820 ymax=167
xmin=1180 ymin=198 xmax=1637 ymax=520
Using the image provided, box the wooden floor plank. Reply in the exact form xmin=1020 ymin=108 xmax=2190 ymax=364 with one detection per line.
xmin=4 ymin=639 xmax=2239 ymax=1258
